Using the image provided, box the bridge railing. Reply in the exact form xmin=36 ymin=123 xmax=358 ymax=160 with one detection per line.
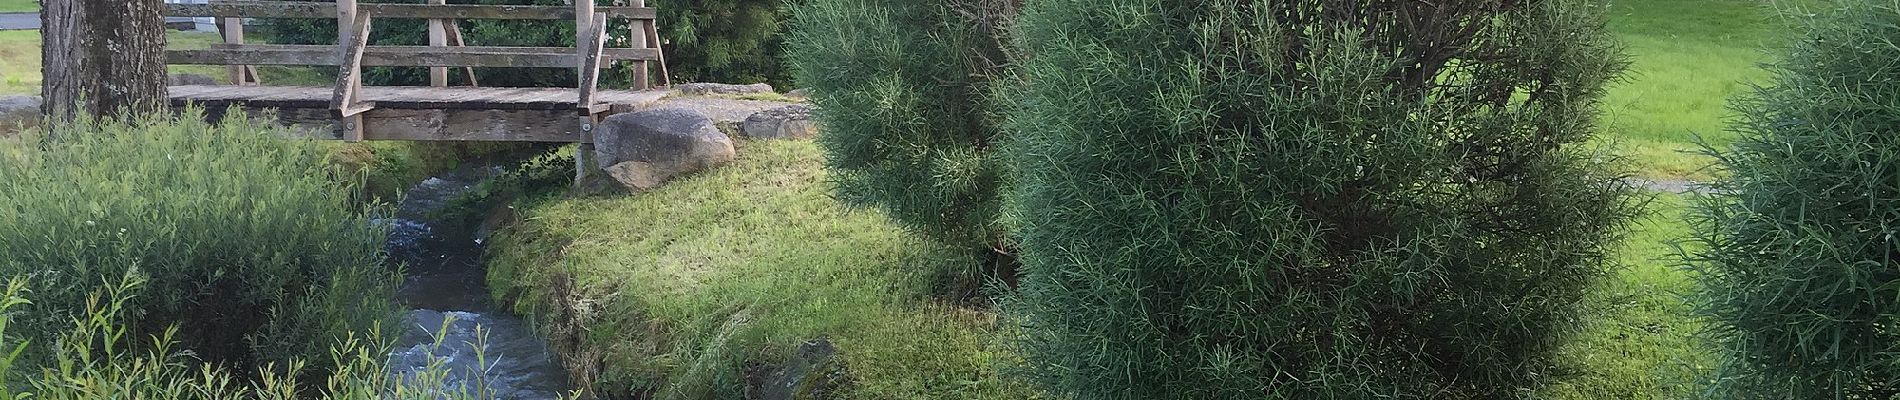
xmin=164 ymin=0 xmax=667 ymax=141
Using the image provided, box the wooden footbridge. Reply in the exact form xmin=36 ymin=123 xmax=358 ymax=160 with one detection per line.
xmin=163 ymin=0 xmax=669 ymax=143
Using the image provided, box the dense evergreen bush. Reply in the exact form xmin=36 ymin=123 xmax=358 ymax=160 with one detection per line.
xmin=1684 ymin=2 xmax=1900 ymax=398
xmin=785 ymin=0 xmax=1016 ymax=260
xmin=1006 ymin=0 xmax=1639 ymax=398
xmin=0 ymin=112 xmax=399 ymax=380
xmin=652 ymin=0 xmax=789 ymax=87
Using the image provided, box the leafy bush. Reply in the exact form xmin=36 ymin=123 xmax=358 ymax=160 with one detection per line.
xmin=785 ymin=0 xmax=1016 ymax=263
xmin=1683 ymin=1 xmax=1900 ymax=398
xmin=0 ymin=112 xmax=399 ymax=381
xmin=1006 ymin=0 xmax=1639 ymax=398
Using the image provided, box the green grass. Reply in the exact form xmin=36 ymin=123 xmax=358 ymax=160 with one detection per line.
xmin=1539 ymin=193 xmax=1718 ymax=399
xmin=486 ymin=140 xmax=1030 ymax=399
xmin=0 ymin=0 xmax=33 ymax=13
xmin=1602 ymin=0 xmax=1783 ymax=179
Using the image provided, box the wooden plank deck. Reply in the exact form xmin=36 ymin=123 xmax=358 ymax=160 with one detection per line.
xmin=169 ymin=85 xmax=669 ymax=111
xmin=173 ymin=85 xmax=672 ymax=142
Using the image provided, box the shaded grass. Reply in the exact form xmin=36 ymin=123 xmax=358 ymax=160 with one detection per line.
xmin=486 ymin=140 xmax=1029 ymax=399
xmin=1539 ymin=193 xmax=1717 ymax=399
xmin=1602 ymin=0 xmax=1781 ymax=179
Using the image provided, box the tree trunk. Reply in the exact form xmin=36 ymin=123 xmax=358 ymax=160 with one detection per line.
xmin=41 ymin=0 xmax=169 ymax=128
xmin=39 ymin=0 xmax=84 ymax=123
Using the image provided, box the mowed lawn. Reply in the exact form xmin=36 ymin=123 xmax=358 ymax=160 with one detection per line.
xmin=0 ymin=0 xmax=34 ymax=13
xmin=1602 ymin=0 xmax=1781 ymax=179
xmin=1539 ymin=1 xmax=1794 ymax=398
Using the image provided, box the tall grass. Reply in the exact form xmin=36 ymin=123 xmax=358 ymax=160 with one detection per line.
xmin=0 ymin=274 xmax=562 ymax=399
xmin=0 ymin=111 xmax=398 ymax=382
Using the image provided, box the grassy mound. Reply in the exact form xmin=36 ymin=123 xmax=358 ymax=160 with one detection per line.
xmin=485 ymin=140 xmax=1029 ymax=399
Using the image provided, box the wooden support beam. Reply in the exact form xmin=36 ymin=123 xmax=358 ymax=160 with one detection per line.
xmin=443 ymin=21 xmax=478 ymax=86
xmin=167 ymin=45 xmax=662 ymax=67
xmin=218 ymin=17 xmax=260 ymax=85
xmin=166 ymin=2 xmax=656 ymax=20
xmin=575 ymin=0 xmax=598 ymax=186
xmin=427 ymin=0 xmax=448 ymax=87
xmin=331 ymin=9 xmax=372 ymax=142
xmin=627 ymin=0 xmax=649 ymax=90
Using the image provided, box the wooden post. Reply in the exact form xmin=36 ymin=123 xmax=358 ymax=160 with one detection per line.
xmin=628 ymin=0 xmax=648 ymax=90
xmin=574 ymin=0 xmax=597 ymax=186
xmin=332 ymin=4 xmax=371 ymax=142
xmin=220 ymin=17 xmax=258 ymax=85
xmin=427 ymin=0 xmax=448 ymax=87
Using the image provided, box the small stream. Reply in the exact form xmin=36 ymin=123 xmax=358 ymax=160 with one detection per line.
xmin=380 ymin=167 xmax=571 ymax=399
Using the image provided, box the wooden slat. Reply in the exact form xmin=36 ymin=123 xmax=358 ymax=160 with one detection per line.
xmin=170 ymin=85 xmax=671 ymax=111
xmin=167 ymin=45 xmax=661 ymax=67
xmin=166 ymin=2 xmax=656 ymax=20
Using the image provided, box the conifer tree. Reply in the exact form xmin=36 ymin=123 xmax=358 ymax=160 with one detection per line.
xmin=1007 ymin=0 xmax=1638 ymax=397
xmin=786 ymin=0 xmax=1017 ymax=263
xmin=1685 ymin=2 xmax=1900 ymax=398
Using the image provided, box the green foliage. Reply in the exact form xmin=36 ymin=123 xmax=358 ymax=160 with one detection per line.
xmin=1006 ymin=0 xmax=1640 ymax=398
xmin=0 ymin=112 xmax=399 ymax=381
xmin=1683 ymin=1 xmax=1900 ymax=398
xmin=0 ymin=275 xmax=563 ymax=399
xmin=653 ymin=0 xmax=789 ymax=87
xmin=786 ymin=0 xmax=1015 ymax=260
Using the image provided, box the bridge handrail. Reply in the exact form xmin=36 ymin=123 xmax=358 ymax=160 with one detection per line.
xmin=161 ymin=0 xmax=664 ymax=143
xmin=164 ymin=1 xmax=657 ymax=20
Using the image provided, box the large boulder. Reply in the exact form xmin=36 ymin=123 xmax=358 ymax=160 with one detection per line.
xmin=594 ymin=109 xmax=736 ymax=192
xmin=742 ymin=104 xmax=817 ymax=140
xmin=0 ymin=96 xmax=41 ymax=134
xmin=676 ymin=82 xmax=775 ymax=96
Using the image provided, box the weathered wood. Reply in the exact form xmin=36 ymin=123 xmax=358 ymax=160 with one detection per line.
xmin=170 ymin=85 xmax=670 ymax=111
xmin=443 ymin=22 xmax=478 ymax=86
xmin=168 ymin=45 xmax=662 ymax=67
xmin=427 ymin=0 xmax=448 ymax=87
xmin=204 ymin=107 xmax=592 ymax=142
xmin=332 ymin=10 xmax=371 ymax=142
xmin=165 ymin=2 xmax=656 ymax=20
xmin=219 ymin=17 xmax=260 ymax=85
xmin=578 ymin=13 xmax=606 ymax=111
xmin=628 ymin=0 xmax=649 ymax=90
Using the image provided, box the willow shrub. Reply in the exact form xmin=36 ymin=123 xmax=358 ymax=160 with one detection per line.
xmin=1007 ymin=0 xmax=1640 ymax=398
xmin=1684 ymin=2 xmax=1900 ymax=398
xmin=0 ymin=112 xmax=399 ymax=380
xmin=785 ymin=0 xmax=1016 ymax=263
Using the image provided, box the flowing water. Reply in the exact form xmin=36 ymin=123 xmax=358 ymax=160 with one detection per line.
xmin=380 ymin=168 xmax=571 ymax=399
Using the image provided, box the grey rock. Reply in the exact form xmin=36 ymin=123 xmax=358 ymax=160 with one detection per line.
xmin=169 ymin=73 xmax=219 ymax=86
xmin=786 ymin=88 xmax=810 ymax=99
xmin=594 ymin=108 xmax=736 ymax=192
xmin=742 ymin=104 xmax=817 ymax=140
xmin=676 ymin=82 xmax=775 ymax=96
xmin=760 ymin=338 xmax=845 ymax=400
xmin=0 ymin=96 xmax=41 ymax=133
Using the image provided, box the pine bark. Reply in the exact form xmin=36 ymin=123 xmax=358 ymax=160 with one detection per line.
xmin=40 ymin=0 xmax=169 ymax=126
